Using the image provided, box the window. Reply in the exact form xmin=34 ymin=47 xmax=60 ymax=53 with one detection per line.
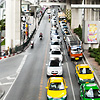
xmin=49 ymin=82 xmax=64 ymax=90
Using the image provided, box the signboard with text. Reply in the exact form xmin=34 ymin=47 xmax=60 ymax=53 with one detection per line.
xmin=87 ymin=24 xmax=97 ymax=43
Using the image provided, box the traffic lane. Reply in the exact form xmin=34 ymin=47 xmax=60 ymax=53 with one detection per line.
xmin=0 ymin=55 xmax=24 ymax=79
xmin=58 ymin=22 xmax=81 ymax=100
xmin=4 ymin=13 xmax=50 ymax=100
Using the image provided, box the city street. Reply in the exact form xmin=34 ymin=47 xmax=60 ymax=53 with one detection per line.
xmin=0 ymin=11 xmax=85 ymax=100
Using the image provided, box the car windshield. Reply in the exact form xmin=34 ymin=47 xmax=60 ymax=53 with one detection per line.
xmin=79 ymin=68 xmax=92 ymax=74
xmin=49 ymin=82 xmax=64 ymax=90
xmin=85 ymin=88 xmax=100 ymax=98
xmin=63 ymin=24 xmax=67 ymax=27
xmin=51 ymin=30 xmax=57 ymax=34
xmin=71 ymin=48 xmax=82 ymax=54
xmin=52 ymin=51 xmax=61 ymax=54
xmin=53 ymin=33 xmax=58 ymax=35
xmin=59 ymin=18 xmax=66 ymax=21
xmin=50 ymin=60 xmax=59 ymax=67
xmin=51 ymin=42 xmax=59 ymax=45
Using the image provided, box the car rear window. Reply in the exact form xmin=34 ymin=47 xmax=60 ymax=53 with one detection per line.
xmin=52 ymin=51 xmax=61 ymax=54
xmin=51 ymin=42 xmax=59 ymax=45
xmin=50 ymin=60 xmax=59 ymax=66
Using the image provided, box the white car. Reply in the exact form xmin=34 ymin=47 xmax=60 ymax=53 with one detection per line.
xmin=49 ymin=49 xmax=63 ymax=62
xmin=50 ymin=40 xmax=61 ymax=50
xmin=47 ymin=60 xmax=63 ymax=77
xmin=47 ymin=9 xmax=51 ymax=14
xmin=51 ymin=35 xmax=62 ymax=44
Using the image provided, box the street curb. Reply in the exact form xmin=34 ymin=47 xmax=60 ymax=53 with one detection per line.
xmin=83 ymin=53 xmax=100 ymax=86
xmin=0 ymin=53 xmax=17 ymax=60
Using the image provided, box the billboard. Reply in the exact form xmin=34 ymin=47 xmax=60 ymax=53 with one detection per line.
xmin=87 ymin=24 xmax=97 ymax=43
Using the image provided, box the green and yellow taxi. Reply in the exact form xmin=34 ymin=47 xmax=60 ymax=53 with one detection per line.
xmin=80 ymin=82 xmax=100 ymax=100
xmin=45 ymin=77 xmax=68 ymax=100
xmin=75 ymin=64 xmax=94 ymax=84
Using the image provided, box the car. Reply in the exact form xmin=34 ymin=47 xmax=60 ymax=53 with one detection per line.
xmin=45 ymin=77 xmax=68 ymax=100
xmin=80 ymin=82 xmax=100 ymax=100
xmin=47 ymin=9 xmax=51 ymax=14
xmin=49 ymin=49 xmax=63 ymax=62
xmin=50 ymin=32 xmax=59 ymax=39
xmin=46 ymin=59 xmax=63 ymax=76
xmin=51 ymin=26 xmax=57 ymax=32
xmin=51 ymin=20 xmax=57 ymax=26
xmin=60 ymin=21 xmax=67 ymax=27
xmin=50 ymin=40 xmax=61 ymax=50
xmin=75 ymin=64 xmax=94 ymax=84
xmin=51 ymin=35 xmax=62 ymax=44
xmin=50 ymin=29 xmax=58 ymax=35
xmin=61 ymin=24 xmax=68 ymax=29
xmin=62 ymin=28 xmax=70 ymax=35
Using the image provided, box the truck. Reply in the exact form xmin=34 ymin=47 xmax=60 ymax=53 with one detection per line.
xmin=65 ymin=35 xmax=83 ymax=60
xmin=58 ymin=12 xmax=67 ymax=23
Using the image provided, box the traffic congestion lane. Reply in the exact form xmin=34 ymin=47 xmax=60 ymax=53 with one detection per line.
xmin=3 ymin=9 xmax=84 ymax=100
xmin=3 ymin=13 xmax=50 ymax=100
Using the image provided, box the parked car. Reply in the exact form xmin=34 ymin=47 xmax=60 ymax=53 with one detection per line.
xmin=75 ymin=64 xmax=94 ymax=84
xmin=46 ymin=59 xmax=63 ymax=77
xmin=45 ymin=77 xmax=68 ymax=100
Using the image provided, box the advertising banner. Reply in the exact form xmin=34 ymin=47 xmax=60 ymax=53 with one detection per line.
xmin=87 ymin=24 xmax=97 ymax=43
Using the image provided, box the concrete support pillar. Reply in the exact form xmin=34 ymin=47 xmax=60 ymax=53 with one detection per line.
xmin=6 ymin=0 xmax=21 ymax=49
xmin=66 ymin=0 xmax=71 ymax=9
xmin=46 ymin=0 xmax=49 ymax=2
xmin=71 ymin=9 xmax=82 ymax=29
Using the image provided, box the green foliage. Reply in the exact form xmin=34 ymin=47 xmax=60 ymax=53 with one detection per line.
xmin=1 ymin=39 xmax=5 ymax=45
xmin=95 ymin=57 xmax=99 ymax=62
xmin=89 ymin=47 xmax=100 ymax=65
xmin=98 ymin=61 xmax=100 ymax=65
xmin=0 ymin=19 xmax=5 ymax=31
xmin=73 ymin=24 xmax=82 ymax=40
xmin=90 ymin=52 xmax=96 ymax=58
xmin=88 ymin=47 xmax=93 ymax=52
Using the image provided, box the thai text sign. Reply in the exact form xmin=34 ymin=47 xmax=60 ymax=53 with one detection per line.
xmin=87 ymin=24 xmax=97 ymax=43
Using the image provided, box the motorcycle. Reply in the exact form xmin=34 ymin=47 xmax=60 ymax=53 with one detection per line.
xmin=39 ymin=36 xmax=42 ymax=40
xmin=31 ymin=41 xmax=34 ymax=49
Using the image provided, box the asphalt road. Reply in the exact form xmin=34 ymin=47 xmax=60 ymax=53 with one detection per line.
xmin=0 ymin=11 xmax=85 ymax=100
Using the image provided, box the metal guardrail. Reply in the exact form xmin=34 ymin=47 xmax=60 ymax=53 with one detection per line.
xmin=13 ymin=8 xmax=47 ymax=54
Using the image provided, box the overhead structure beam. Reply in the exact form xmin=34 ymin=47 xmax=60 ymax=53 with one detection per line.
xmin=40 ymin=2 xmax=66 ymax=6
xmin=71 ymin=4 xmax=100 ymax=9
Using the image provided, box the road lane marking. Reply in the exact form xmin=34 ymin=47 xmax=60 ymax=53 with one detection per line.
xmin=16 ymin=55 xmax=27 ymax=73
xmin=65 ymin=55 xmax=76 ymax=100
xmin=0 ymin=74 xmax=16 ymax=81
xmin=3 ymin=55 xmax=27 ymax=100
xmin=38 ymin=32 xmax=49 ymax=100
xmin=66 ymin=62 xmax=76 ymax=100
xmin=82 ymin=58 xmax=85 ymax=64
xmin=6 ymin=76 xmax=15 ymax=80
xmin=0 ymin=82 xmax=13 ymax=86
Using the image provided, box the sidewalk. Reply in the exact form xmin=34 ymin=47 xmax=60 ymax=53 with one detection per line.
xmin=84 ymin=50 xmax=100 ymax=86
